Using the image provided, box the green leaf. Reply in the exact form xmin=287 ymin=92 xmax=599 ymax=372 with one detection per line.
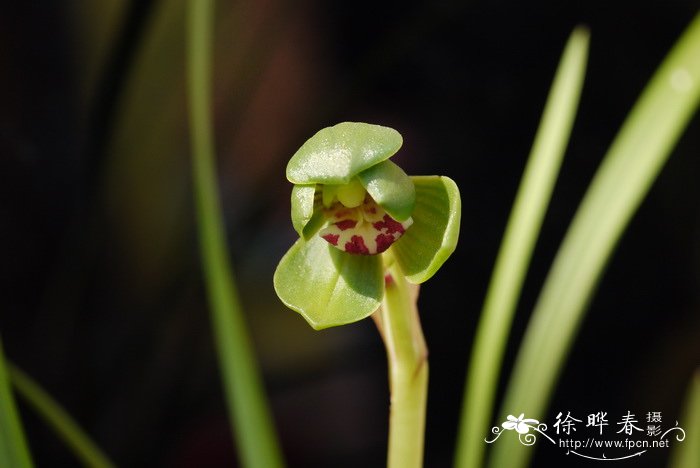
xmin=489 ymin=14 xmax=700 ymax=468
xmin=274 ymin=235 xmax=384 ymax=329
xmin=0 ymin=336 xmax=33 ymax=468
xmin=8 ymin=364 xmax=115 ymax=468
xmin=286 ymin=122 xmax=403 ymax=185
xmin=358 ymin=160 xmax=416 ymax=222
xmin=291 ymin=184 xmax=325 ymax=239
xmin=668 ymin=371 xmax=700 ymax=468
xmin=187 ymin=1 xmax=284 ymax=466
xmin=392 ymin=176 xmax=461 ymax=283
xmin=454 ymin=26 xmax=589 ymax=468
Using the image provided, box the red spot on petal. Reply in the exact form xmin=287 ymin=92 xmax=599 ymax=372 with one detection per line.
xmin=335 ymin=219 xmax=357 ymax=231
xmin=373 ymin=214 xmax=406 ymax=235
xmin=345 ymin=235 xmax=370 ymax=255
xmin=375 ymin=233 xmax=395 ymax=253
xmin=384 ymin=274 xmax=394 ymax=287
xmin=322 ymin=233 xmax=339 ymax=246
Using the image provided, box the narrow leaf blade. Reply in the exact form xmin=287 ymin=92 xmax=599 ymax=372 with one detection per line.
xmin=9 ymin=364 xmax=115 ymax=468
xmin=490 ymin=14 xmax=700 ymax=468
xmin=454 ymin=26 xmax=589 ymax=468
xmin=0 ymin=337 xmax=33 ymax=468
xmin=668 ymin=371 xmax=700 ymax=468
xmin=187 ymin=1 xmax=284 ymax=466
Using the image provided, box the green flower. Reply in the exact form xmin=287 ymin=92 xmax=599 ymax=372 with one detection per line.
xmin=274 ymin=122 xmax=461 ymax=329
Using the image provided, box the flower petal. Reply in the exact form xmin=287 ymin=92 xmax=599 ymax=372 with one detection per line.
xmin=502 ymin=421 xmax=517 ymax=430
xmin=391 ymin=176 xmax=461 ymax=283
xmin=273 ymin=235 xmax=383 ymax=329
xmin=515 ymin=423 xmax=531 ymax=434
xmin=290 ymin=184 xmax=313 ymax=234
xmin=358 ymin=160 xmax=415 ymax=222
xmin=291 ymin=184 xmax=325 ymax=239
xmin=286 ymin=122 xmax=403 ymax=185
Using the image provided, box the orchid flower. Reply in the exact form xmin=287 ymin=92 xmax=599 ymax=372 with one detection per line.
xmin=274 ymin=122 xmax=461 ymax=329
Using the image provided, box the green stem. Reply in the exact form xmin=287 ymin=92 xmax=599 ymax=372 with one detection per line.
xmin=379 ymin=258 xmax=428 ymax=468
xmin=8 ymin=364 xmax=115 ymax=468
xmin=186 ymin=1 xmax=284 ymax=467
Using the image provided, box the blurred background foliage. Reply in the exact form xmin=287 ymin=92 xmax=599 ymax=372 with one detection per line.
xmin=1 ymin=1 xmax=699 ymax=467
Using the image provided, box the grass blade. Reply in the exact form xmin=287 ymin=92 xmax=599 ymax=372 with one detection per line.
xmin=8 ymin=364 xmax=114 ymax=468
xmin=489 ymin=14 xmax=700 ymax=468
xmin=454 ymin=27 xmax=589 ymax=468
xmin=668 ymin=371 xmax=700 ymax=468
xmin=186 ymin=1 xmax=284 ymax=466
xmin=0 ymin=338 xmax=33 ymax=468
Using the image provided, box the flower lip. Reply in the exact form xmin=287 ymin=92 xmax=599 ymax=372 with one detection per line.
xmin=319 ymin=195 xmax=413 ymax=255
xmin=286 ymin=122 xmax=403 ymax=185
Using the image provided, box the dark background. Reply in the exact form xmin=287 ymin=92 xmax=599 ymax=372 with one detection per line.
xmin=1 ymin=1 xmax=699 ymax=467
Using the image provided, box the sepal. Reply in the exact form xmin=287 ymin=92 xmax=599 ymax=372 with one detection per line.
xmin=391 ymin=176 xmax=461 ymax=283
xmin=286 ymin=122 xmax=403 ymax=185
xmin=273 ymin=235 xmax=384 ymax=329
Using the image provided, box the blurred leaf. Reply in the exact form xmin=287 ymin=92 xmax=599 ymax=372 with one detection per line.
xmin=73 ymin=0 xmax=128 ymax=106
xmin=668 ymin=371 xmax=700 ymax=468
xmin=286 ymin=122 xmax=403 ymax=184
xmin=0 ymin=338 xmax=33 ymax=468
xmin=274 ymin=236 xmax=383 ymax=329
xmin=9 ymin=364 xmax=114 ymax=468
xmin=392 ymin=176 xmax=460 ymax=284
xmin=103 ymin=0 xmax=190 ymax=292
xmin=454 ymin=27 xmax=589 ymax=468
xmin=490 ymin=14 xmax=700 ymax=468
xmin=187 ymin=0 xmax=284 ymax=466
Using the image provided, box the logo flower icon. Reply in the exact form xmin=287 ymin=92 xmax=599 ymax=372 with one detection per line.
xmin=502 ymin=414 xmax=540 ymax=434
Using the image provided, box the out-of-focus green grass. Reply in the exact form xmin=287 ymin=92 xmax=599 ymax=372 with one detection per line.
xmin=489 ymin=13 xmax=700 ymax=468
xmin=186 ymin=0 xmax=284 ymax=466
xmin=455 ymin=27 xmax=589 ymax=468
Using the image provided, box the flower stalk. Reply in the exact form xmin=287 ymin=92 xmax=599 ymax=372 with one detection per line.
xmin=377 ymin=255 xmax=428 ymax=468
